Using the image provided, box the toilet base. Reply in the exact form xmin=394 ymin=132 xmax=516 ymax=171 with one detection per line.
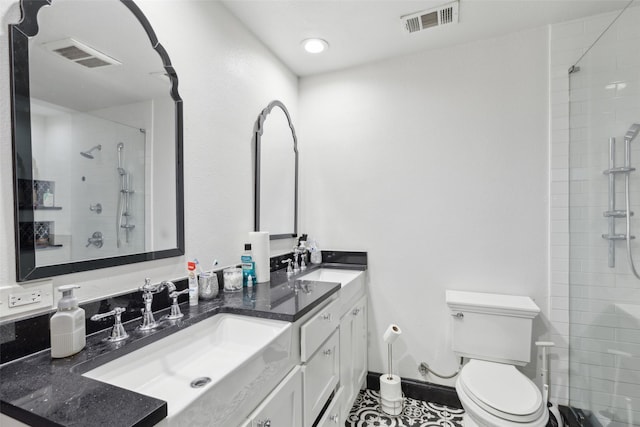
xmin=463 ymin=413 xmax=479 ymax=427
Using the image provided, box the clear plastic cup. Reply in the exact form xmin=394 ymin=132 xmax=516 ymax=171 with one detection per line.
xmin=223 ymin=267 xmax=243 ymax=292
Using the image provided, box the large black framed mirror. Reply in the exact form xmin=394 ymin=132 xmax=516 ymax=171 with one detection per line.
xmin=10 ymin=0 xmax=184 ymax=281
xmin=254 ymin=100 xmax=298 ymax=240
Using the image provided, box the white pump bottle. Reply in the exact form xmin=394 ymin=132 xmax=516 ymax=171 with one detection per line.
xmin=50 ymin=285 xmax=86 ymax=358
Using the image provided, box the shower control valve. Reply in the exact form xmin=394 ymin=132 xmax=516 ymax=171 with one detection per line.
xmin=86 ymin=231 xmax=103 ymax=248
xmin=89 ymin=203 xmax=102 ymax=214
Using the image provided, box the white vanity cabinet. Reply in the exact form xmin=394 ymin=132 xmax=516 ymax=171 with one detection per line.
xmin=241 ymin=366 xmax=302 ymax=427
xmin=241 ymin=268 xmax=368 ymax=427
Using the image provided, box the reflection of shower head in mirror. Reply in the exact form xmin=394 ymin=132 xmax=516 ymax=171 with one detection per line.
xmin=625 ymin=124 xmax=640 ymax=143
xmin=117 ymin=142 xmax=126 ymax=175
xmin=80 ymin=144 xmax=102 ymax=159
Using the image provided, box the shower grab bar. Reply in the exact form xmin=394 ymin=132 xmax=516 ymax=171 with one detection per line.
xmin=603 ymin=210 xmax=633 ymax=218
xmin=602 ymin=234 xmax=634 ymax=240
xmin=603 ymin=166 xmax=636 ymax=174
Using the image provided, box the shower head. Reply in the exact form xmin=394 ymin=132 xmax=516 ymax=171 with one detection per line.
xmin=80 ymin=144 xmax=102 ymax=159
xmin=625 ymin=124 xmax=640 ymax=143
xmin=117 ymin=142 xmax=126 ymax=175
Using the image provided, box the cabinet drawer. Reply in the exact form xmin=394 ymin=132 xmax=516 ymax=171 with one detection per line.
xmin=301 ymin=297 xmax=340 ymax=362
xmin=249 ymin=366 xmax=302 ymax=427
xmin=302 ymin=330 xmax=339 ymax=427
xmin=316 ymin=386 xmax=344 ymax=427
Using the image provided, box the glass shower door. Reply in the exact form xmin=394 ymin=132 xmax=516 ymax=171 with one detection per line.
xmin=568 ymin=3 xmax=640 ymax=426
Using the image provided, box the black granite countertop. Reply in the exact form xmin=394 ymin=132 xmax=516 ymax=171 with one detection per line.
xmin=0 ymin=263 xmax=366 ymax=427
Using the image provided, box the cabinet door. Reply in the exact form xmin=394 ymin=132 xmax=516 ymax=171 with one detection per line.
xmin=340 ymin=295 xmax=368 ymax=421
xmin=250 ymin=366 xmax=302 ymax=427
xmin=339 ymin=309 xmax=356 ymax=408
xmin=316 ymin=386 xmax=344 ymax=427
xmin=303 ymin=330 xmax=339 ymax=427
xmin=353 ymin=295 xmax=368 ymax=389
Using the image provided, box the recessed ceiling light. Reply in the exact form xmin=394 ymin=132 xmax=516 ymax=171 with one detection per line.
xmin=302 ymin=38 xmax=329 ymax=54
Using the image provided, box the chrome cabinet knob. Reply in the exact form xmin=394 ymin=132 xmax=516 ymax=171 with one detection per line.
xmin=352 ymin=308 xmax=360 ymax=315
xmin=323 ymin=348 xmax=332 ymax=356
xmin=330 ymin=414 xmax=339 ymax=423
xmin=321 ymin=313 xmax=332 ymax=321
xmin=257 ymin=420 xmax=271 ymax=427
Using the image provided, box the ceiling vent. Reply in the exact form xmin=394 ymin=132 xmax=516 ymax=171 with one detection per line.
xmin=42 ymin=38 xmax=121 ymax=68
xmin=401 ymin=1 xmax=459 ymax=34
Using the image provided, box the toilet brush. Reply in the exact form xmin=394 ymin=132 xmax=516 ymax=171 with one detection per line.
xmin=380 ymin=324 xmax=403 ymax=416
xmin=535 ymin=341 xmax=564 ymax=427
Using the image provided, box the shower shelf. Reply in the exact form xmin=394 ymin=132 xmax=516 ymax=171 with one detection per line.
xmin=30 ymin=206 xmax=62 ymax=211
xmin=603 ymin=210 xmax=633 ymax=218
xmin=603 ymin=166 xmax=636 ymax=174
xmin=602 ymin=233 xmax=635 ymax=240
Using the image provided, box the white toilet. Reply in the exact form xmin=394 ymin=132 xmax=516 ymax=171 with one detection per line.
xmin=446 ymin=290 xmax=549 ymax=427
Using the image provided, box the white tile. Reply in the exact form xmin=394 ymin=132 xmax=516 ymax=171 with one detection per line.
xmin=551 ymin=309 xmax=569 ymax=323
xmin=551 ymin=283 xmax=569 ymax=297
xmin=551 ymin=20 xmax=585 ymax=41
xmin=551 ymin=168 xmax=569 ymax=182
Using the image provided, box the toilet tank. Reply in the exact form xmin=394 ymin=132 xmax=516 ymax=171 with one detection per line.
xmin=446 ymin=290 xmax=540 ymax=366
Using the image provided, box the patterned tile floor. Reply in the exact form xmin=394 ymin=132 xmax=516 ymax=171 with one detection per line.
xmin=346 ymin=389 xmax=465 ymax=427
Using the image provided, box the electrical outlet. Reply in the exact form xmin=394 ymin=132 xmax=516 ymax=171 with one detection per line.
xmin=9 ymin=291 xmax=42 ymax=307
xmin=0 ymin=281 xmax=53 ymax=318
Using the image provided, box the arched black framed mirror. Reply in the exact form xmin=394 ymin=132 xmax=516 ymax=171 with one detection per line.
xmin=254 ymin=100 xmax=298 ymax=240
xmin=10 ymin=0 xmax=184 ymax=281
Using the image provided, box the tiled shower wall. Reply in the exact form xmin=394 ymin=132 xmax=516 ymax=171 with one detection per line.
xmin=550 ymin=6 xmax=640 ymax=418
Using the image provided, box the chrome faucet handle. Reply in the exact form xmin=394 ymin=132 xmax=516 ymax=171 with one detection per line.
xmin=282 ymin=259 xmax=293 ymax=276
xmin=90 ymin=307 xmax=129 ymax=342
xmin=166 ymin=288 xmax=189 ymax=320
xmin=300 ymin=257 xmax=307 ymax=271
xmin=160 ymin=280 xmax=176 ymax=293
xmin=140 ymin=277 xmax=154 ymax=293
xmin=292 ymin=252 xmax=300 ymax=273
xmin=139 ymin=280 xmax=158 ymax=331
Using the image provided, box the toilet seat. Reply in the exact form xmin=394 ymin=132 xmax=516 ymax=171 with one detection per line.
xmin=457 ymin=360 xmax=546 ymax=424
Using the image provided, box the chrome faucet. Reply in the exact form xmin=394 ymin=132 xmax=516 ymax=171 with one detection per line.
xmin=166 ymin=288 xmax=189 ymax=320
xmin=292 ymin=250 xmax=301 ymax=274
xmin=90 ymin=307 xmax=128 ymax=342
xmin=139 ymin=278 xmax=176 ymax=330
xmin=282 ymin=259 xmax=293 ymax=277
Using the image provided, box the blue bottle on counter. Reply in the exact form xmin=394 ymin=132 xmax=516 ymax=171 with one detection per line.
xmin=241 ymin=243 xmax=255 ymax=286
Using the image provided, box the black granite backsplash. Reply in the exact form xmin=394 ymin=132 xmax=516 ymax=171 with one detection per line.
xmin=0 ymin=251 xmax=366 ymax=364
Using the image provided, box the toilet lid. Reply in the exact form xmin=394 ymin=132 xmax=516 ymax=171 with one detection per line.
xmin=459 ymin=360 xmax=544 ymax=422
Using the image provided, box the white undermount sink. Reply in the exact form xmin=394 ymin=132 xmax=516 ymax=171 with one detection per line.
xmin=83 ymin=314 xmax=292 ymax=426
xmin=297 ymin=268 xmax=363 ymax=287
xmin=297 ymin=268 xmax=365 ymax=303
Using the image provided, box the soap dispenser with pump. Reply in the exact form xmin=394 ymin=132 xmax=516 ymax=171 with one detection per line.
xmin=50 ymin=285 xmax=86 ymax=358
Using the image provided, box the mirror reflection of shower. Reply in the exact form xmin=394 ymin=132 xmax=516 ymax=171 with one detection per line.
xmin=116 ymin=142 xmax=135 ymax=248
xmin=80 ymin=144 xmax=101 ymax=159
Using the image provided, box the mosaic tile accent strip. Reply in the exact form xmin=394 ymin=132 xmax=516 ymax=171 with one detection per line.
xmin=347 ymin=389 xmax=465 ymax=427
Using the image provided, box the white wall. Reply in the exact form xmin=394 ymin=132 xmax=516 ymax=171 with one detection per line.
xmin=0 ymin=0 xmax=298 ymax=316
xmin=299 ymin=27 xmax=550 ymax=387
